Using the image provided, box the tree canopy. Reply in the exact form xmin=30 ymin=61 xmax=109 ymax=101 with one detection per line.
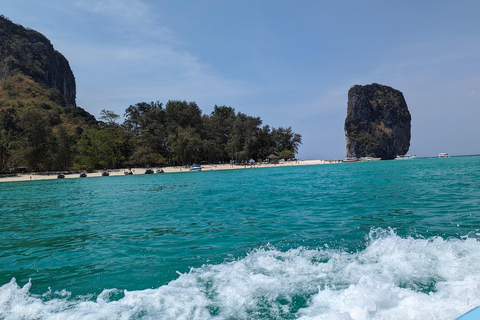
xmin=0 ymin=80 xmax=302 ymax=172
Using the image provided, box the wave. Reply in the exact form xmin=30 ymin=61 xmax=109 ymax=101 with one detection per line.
xmin=2 ymin=229 xmax=480 ymax=319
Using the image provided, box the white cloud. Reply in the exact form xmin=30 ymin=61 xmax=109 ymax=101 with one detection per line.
xmin=74 ymin=0 xmax=149 ymax=22
xmin=61 ymin=0 xmax=257 ymax=115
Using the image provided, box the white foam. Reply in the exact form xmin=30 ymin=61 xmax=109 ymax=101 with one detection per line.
xmin=2 ymin=229 xmax=480 ymax=319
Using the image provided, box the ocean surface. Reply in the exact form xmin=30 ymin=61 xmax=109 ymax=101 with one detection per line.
xmin=1 ymin=156 xmax=480 ymax=319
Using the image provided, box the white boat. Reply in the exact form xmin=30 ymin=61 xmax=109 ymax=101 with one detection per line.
xmin=190 ymin=164 xmax=202 ymax=172
xmin=360 ymin=157 xmax=382 ymax=161
xmin=395 ymin=155 xmax=417 ymax=160
xmin=438 ymin=153 xmax=449 ymax=158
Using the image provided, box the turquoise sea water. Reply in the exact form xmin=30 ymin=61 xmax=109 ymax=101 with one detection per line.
xmin=1 ymin=156 xmax=480 ymax=319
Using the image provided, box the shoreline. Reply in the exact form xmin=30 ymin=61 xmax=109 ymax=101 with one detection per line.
xmin=0 ymin=160 xmax=339 ymax=183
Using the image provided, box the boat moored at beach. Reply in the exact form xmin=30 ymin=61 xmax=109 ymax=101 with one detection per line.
xmin=57 ymin=173 xmax=65 ymax=179
xmin=145 ymin=168 xmax=154 ymax=174
xmin=360 ymin=157 xmax=381 ymax=161
xmin=101 ymin=170 xmax=109 ymax=176
xmin=343 ymin=158 xmax=361 ymax=163
xmin=79 ymin=172 xmax=87 ymax=177
xmin=190 ymin=164 xmax=202 ymax=171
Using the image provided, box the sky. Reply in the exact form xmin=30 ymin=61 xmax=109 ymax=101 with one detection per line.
xmin=2 ymin=0 xmax=480 ymax=160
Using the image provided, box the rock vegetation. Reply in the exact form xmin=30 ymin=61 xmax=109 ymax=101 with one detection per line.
xmin=0 ymin=15 xmax=76 ymax=105
xmin=344 ymin=83 xmax=411 ymax=159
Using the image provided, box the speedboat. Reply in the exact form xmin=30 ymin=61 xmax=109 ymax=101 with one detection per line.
xmin=438 ymin=153 xmax=449 ymax=158
xmin=343 ymin=158 xmax=360 ymax=163
xmin=101 ymin=170 xmax=109 ymax=176
xmin=156 ymin=168 xmax=164 ymax=173
xmin=57 ymin=173 xmax=65 ymax=179
xmin=145 ymin=168 xmax=154 ymax=174
xmin=360 ymin=157 xmax=381 ymax=161
xmin=190 ymin=164 xmax=202 ymax=171
xmin=80 ymin=172 xmax=87 ymax=177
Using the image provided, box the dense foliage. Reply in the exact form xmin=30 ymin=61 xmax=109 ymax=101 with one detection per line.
xmin=0 ymin=75 xmax=96 ymax=172
xmin=0 ymin=76 xmax=301 ymax=172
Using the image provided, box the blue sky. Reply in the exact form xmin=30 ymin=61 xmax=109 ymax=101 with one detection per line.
xmin=2 ymin=0 xmax=480 ymax=159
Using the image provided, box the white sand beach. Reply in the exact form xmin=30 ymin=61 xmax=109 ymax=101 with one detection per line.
xmin=0 ymin=160 xmax=339 ymax=183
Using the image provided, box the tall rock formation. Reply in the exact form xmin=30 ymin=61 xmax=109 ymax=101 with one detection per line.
xmin=0 ymin=15 xmax=76 ymax=105
xmin=344 ymin=83 xmax=411 ymax=159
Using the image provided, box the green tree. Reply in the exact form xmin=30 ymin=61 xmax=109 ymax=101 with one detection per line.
xmin=18 ymin=110 xmax=53 ymax=171
xmin=201 ymin=105 xmax=236 ymax=162
xmin=168 ymin=126 xmax=202 ymax=165
xmin=0 ymin=107 xmax=18 ymax=134
xmin=165 ymin=100 xmax=202 ymax=134
xmin=99 ymin=109 xmax=120 ymax=127
xmin=123 ymin=101 xmax=166 ymax=165
xmin=123 ymin=101 xmax=163 ymax=135
xmin=52 ymin=125 xmax=72 ymax=170
xmin=129 ymin=145 xmax=166 ymax=167
xmin=252 ymin=125 xmax=274 ymax=160
xmin=0 ymin=139 xmax=10 ymax=172
xmin=278 ymin=149 xmax=295 ymax=160
xmin=226 ymin=112 xmax=262 ymax=162
xmin=163 ymin=100 xmax=203 ymax=164
xmin=272 ymin=126 xmax=302 ymax=154
xmin=74 ymin=127 xmax=131 ymax=170
xmin=120 ymin=100 xmax=302 ymax=166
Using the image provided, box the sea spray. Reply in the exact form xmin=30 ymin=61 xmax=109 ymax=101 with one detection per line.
xmin=2 ymin=230 xmax=480 ymax=319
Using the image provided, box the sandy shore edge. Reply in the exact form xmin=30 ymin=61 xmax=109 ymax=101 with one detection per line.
xmin=0 ymin=160 xmax=340 ymax=183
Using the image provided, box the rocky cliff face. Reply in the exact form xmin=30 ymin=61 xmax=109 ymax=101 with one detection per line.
xmin=0 ymin=15 xmax=76 ymax=105
xmin=344 ymin=83 xmax=411 ymax=159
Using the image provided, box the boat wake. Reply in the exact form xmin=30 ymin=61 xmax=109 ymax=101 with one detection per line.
xmin=2 ymin=229 xmax=480 ymax=319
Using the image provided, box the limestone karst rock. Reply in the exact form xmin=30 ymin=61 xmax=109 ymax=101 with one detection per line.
xmin=344 ymin=83 xmax=411 ymax=159
xmin=0 ymin=15 xmax=76 ymax=105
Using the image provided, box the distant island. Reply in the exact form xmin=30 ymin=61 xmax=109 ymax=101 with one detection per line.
xmin=344 ymin=83 xmax=411 ymax=160
xmin=0 ymin=15 xmax=301 ymax=173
